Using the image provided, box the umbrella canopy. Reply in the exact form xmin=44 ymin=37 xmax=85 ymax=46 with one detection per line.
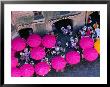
xmin=94 ymin=39 xmax=100 ymax=54
xmin=42 ymin=34 xmax=56 ymax=48
xmin=11 ymin=49 xmax=16 ymax=57
xmin=66 ymin=51 xmax=80 ymax=65
xmin=35 ymin=62 xmax=50 ymax=76
xmin=11 ymin=57 xmax=18 ymax=68
xmin=12 ymin=37 xmax=26 ymax=51
xmin=11 ymin=67 xmax=22 ymax=77
xmin=27 ymin=34 xmax=41 ymax=48
xmin=30 ymin=47 xmax=46 ymax=60
xmin=83 ymin=48 xmax=98 ymax=62
xmin=79 ymin=36 xmax=94 ymax=50
xmin=51 ymin=56 xmax=66 ymax=71
xmin=20 ymin=64 xmax=34 ymax=77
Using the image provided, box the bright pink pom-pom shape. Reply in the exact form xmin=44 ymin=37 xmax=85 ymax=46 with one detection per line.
xmin=35 ymin=62 xmax=50 ymax=76
xmin=11 ymin=57 xmax=18 ymax=68
xmin=12 ymin=37 xmax=26 ymax=51
xmin=79 ymin=36 xmax=94 ymax=50
xmin=11 ymin=67 xmax=22 ymax=77
xmin=42 ymin=34 xmax=56 ymax=48
xmin=66 ymin=51 xmax=80 ymax=65
xmin=51 ymin=56 xmax=66 ymax=71
xmin=27 ymin=34 xmax=41 ymax=47
xmin=83 ymin=48 xmax=98 ymax=62
xmin=20 ymin=64 xmax=34 ymax=77
xmin=30 ymin=47 xmax=46 ymax=60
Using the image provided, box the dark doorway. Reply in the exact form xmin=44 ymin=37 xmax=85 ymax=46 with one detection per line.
xmin=54 ymin=19 xmax=73 ymax=32
xmin=53 ymin=19 xmax=73 ymax=33
xmin=18 ymin=28 xmax=33 ymax=40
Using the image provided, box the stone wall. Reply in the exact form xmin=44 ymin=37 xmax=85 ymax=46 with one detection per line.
xmin=11 ymin=11 xmax=93 ymax=38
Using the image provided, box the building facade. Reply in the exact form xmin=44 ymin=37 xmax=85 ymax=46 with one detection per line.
xmin=11 ymin=11 xmax=93 ymax=39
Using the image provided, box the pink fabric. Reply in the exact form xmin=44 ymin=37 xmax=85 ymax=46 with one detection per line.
xmin=79 ymin=36 xmax=94 ymax=50
xmin=35 ymin=62 xmax=50 ymax=76
xmin=11 ymin=67 xmax=22 ymax=77
xmin=27 ymin=34 xmax=41 ymax=47
xmin=20 ymin=64 xmax=34 ymax=77
xmin=30 ymin=47 xmax=46 ymax=60
xmin=66 ymin=51 xmax=80 ymax=65
xmin=11 ymin=57 xmax=18 ymax=68
xmin=83 ymin=48 xmax=98 ymax=62
xmin=51 ymin=56 xmax=66 ymax=71
xmin=42 ymin=34 xmax=56 ymax=48
xmin=12 ymin=37 xmax=26 ymax=51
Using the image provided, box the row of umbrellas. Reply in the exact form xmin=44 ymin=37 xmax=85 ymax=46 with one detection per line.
xmin=11 ymin=32 xmax=100 ymax=77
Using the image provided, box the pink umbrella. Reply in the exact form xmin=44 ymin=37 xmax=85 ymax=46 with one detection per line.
xmin=27 ymin=34 xmax=41 ymax=48
xmin=79 ymin=36 xmax=94 ymax=50
xmin=11 ymin=49 xmax=16 ymax=57
xmin=30 ymin=47 xmax=46 ymax=60
xmin=66 ymin=51 xmax=80 ymax=65
xmin=42 ymin=34 xmax=56 ymax=48
xmin=12 ymin=37 xmax=26 ymax=51
xmin=20 ymin=64 xmax=34 ymax=77
xmin=51 ymin=56 xmax=66 ymax=71
xmin=11 ymin=67 xmax=22 ymax=77
xmin=83 ymin=48 xmax=98 ymax=62
xmin=11 ymin=57 xmax=18 ymax=68
xmin=35 ymin=62 xmax=51 ymax=76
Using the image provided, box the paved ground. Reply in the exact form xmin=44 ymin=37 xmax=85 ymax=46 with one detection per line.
xmin=46 ymin=58 xmax=100 ymax=77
